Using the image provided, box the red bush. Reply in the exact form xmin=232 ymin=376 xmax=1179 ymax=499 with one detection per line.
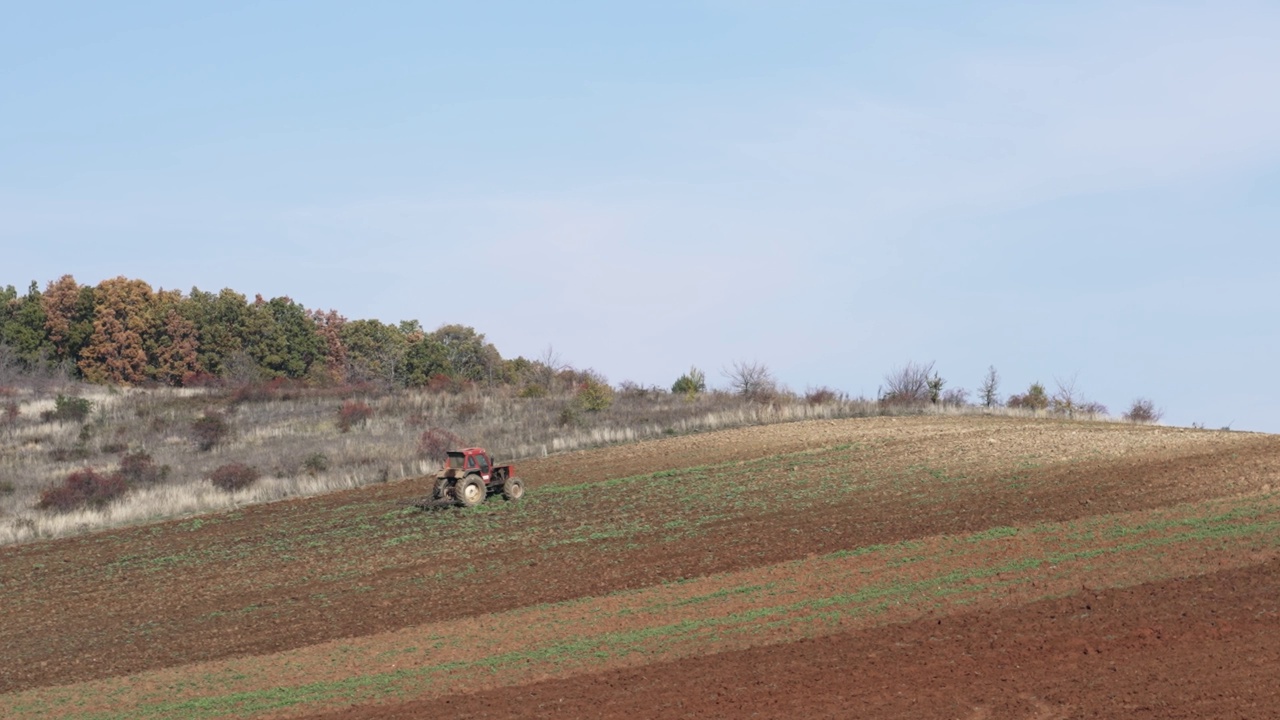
xmin=181 ymin=372 xmax=223 ymax=388
xmin=228 ymin=378 xmax=303 ymax=404
xmin=37 ymin=468 xmax=128 ymax=512
xmin=336 ymin=400 xmax=374 ymax=433
xmin=426 ymin=373 xmax=454 ymax=393
xmin=417 ymin=427 xmax=462 ymax=463
xmin=210 ymin=463 xmax=260 ymax=491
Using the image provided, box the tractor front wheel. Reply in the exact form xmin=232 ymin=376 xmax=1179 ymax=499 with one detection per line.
xmin=455 ymin=476 xmax=485 ymax=508
xmin=502 ymin=477 xmax=525 ymax=501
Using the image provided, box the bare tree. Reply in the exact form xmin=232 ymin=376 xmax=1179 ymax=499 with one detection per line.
xmin=1051 ymin=374 xmax=1081 ymax=418
xmin=533 ymin=345 xmax=569 ymax=392
xmin=881 ymin=361 xmax=936 ymax=405
xmin=941 ymin=387 xmax=969 ymax=407
xmin=722 ymin=361 xmax=777 ymax=401
xmin=979 ymin=366 xmax=1000 ymax=408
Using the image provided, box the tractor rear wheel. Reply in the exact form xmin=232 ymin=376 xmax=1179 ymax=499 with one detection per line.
xmin=432 ymin=477 xmax=450 ymax=500
xmin=455 ymin=476 xmax=485 ymax=508
xmin=502 ymin=477 xmax=525 ymax=501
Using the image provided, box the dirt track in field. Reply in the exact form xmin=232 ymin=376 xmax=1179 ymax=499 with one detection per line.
xmin=1 ymin=416 xmax=1278 ymax=718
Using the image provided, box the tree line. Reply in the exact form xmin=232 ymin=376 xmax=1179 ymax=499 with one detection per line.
xmin=0 ymin=275 xmax=519 ymax=389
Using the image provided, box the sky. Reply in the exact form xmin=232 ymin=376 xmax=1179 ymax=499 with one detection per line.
xmin=3 ymin=1 xmax=1278 ymax=432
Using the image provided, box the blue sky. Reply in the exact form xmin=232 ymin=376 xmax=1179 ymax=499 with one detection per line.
xmin=3 ymin=1 xmax=1278 ymax=431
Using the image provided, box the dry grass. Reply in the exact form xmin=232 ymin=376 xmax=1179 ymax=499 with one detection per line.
xmin=0 ymin=382 xmax=1116 ymax=545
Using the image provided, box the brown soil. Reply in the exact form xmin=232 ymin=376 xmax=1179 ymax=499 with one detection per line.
xmin=1 ymin=416 xmax=1278 ymax=718
xmin=330 ymin=557 xmax=1280 ymax=720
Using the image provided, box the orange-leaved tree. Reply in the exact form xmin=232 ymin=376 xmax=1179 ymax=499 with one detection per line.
xmin=78 ymin=277 xmax=156 ymax=385
xmin=42 ymin=274 xmax=96 ymax=369
xmin=308 ymin=308 xmax=348 ymax=386
xmin=147 ymin=289 xmax=202 ymax=385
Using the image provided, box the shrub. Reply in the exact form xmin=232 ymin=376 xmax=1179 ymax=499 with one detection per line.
xmin=426 ymin=373 xmax=472 ymax=394
xmin=880 ymin=361 xmax=935 ymax=406
xmin=1079 ymin=401 xmax=1109 ymax=416
xmin=336 ymin=400 xmax=374 ymax=433
xmin=575 ymin=379 xmax=614 ymax=412
xmin=672 ymin=367 xmax=707 ymax=396
xmin=228 ymin=378 xmax=301 ymax=404
xmin=41 ymin=394 xmax=93 ymax=424
xmin=100 ymin=441 xmax=128 ymax=454
xmin=1123 ymin=398 xmax=1163 ymax=424
xmin=118 ymin=451 xmax=170 ymax=486
xmin=181 ymin=372 xmax=222 ymax=388
xmin=191 ymin=413 xmax=230 ymax=451
xmin=302 ymin=453 xmax=330 ymax=476
xmin=418 ymin=427 xmax=462 ymax=463
xmin=210 ymin=463 xmax=260 ymax=491
xmin=37 ymin=467 xmax=128 ymax=512
xmin=804 ymin=386 xmax=841 ymax=405
xmin=1007 ymin=382 xmax=1049 ymax=411
xmin=0 ymin=480 xmax=15 ymax=495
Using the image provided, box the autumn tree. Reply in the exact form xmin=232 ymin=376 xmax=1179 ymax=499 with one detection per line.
xmin=78 ymin=277 xmax=156 ymax=385
xmin=308 ymin=309 xmax=348 ymax=385
xmin=42 ymin=275 xmax=96 ymax=370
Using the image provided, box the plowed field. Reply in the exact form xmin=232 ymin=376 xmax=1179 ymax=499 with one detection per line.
xmin=2 ymin=416 xmax=1278 ymax=718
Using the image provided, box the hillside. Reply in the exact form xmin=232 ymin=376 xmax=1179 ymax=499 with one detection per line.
xmin=1 ymin=415 xmax=1278 ymax=718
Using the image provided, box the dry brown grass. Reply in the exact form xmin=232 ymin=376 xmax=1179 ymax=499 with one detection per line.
xmin=0 ymin=381 xmax=1115 ymax=545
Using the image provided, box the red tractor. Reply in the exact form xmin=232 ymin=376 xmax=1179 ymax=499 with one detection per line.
xmin=422 ymin=447 xmax=524 ymax=508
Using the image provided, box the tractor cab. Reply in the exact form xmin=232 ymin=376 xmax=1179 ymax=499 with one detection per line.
xmin=444 ymin=448 xmax=492 ymax=479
